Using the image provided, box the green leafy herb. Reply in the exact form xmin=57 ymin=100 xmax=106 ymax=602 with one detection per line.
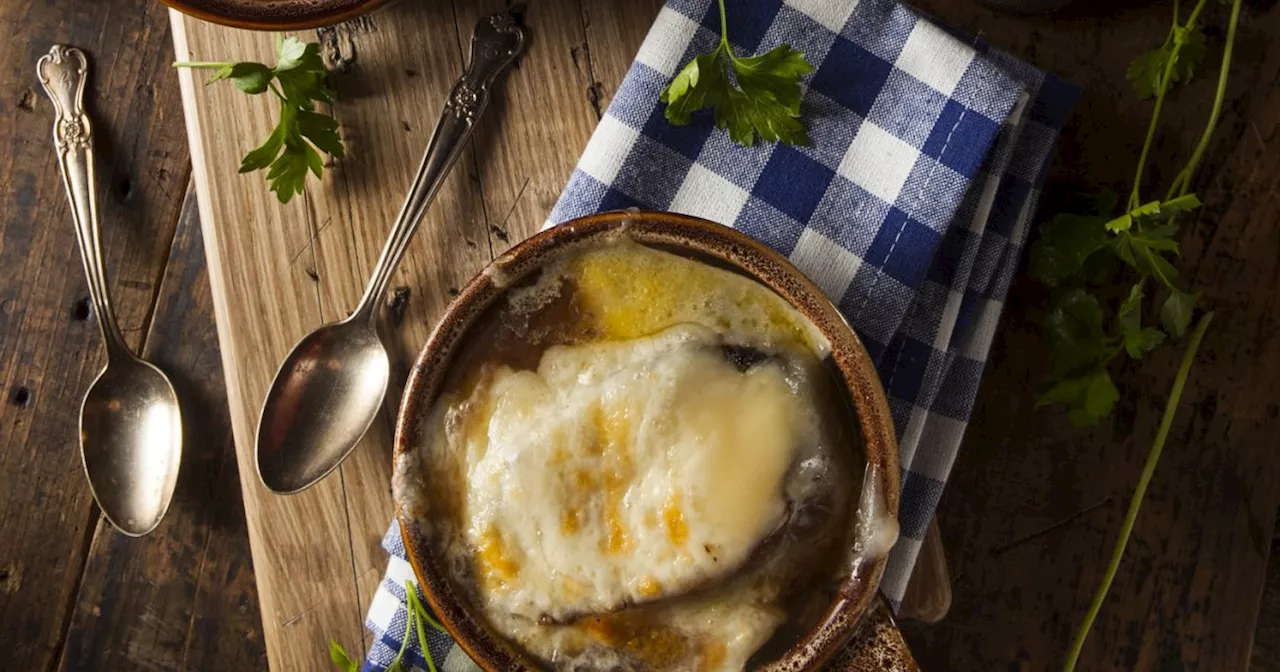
xmin=329 ymin=639 xmax=359 ymax=672
xmin=1028 ymin=212 xmax=1112 ymax=286
xmin=174 ymin=36 xmax=344 ymax=203
xmin=1050 ymin=0 xmax=1242 ymax=669
xmin=1117 ymin=283 xmax=1167 ymax=359
xmin=1028 ymin=0 xmax=1228 ymax=430
xmin=329 ymin=580 xmax=445 ymax=672
xmin=1028 ymin=193 xmax=1202 ymax=427
xmin=1161 ymin=287 xmax=1198 ymax=337
xmin=659 ymin=0 xmax=814 ymax=146
xmin=1126 ymin=23 xmax=1207 ymax=100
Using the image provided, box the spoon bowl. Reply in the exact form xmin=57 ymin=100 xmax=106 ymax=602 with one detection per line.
xmin=81 ymin=357 xmax=183 ymax=536
xmin=256 ymin=319 xmax=390 ymax=493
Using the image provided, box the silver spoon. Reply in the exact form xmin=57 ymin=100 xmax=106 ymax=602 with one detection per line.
xmin=255 ymin=13 xmax=526 ymax=494
xmin=37 ymin=45 xmax=183 ymax=536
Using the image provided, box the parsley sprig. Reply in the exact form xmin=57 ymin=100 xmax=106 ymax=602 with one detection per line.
xmin=660 ymin=0 xmax=815 ymax=146
xmin=1040 ymin=0 xmax=1243 ymax=669
xmin=329 ymin=580 xmax=446 ymax=672
xmin=174 ymin=37 xmax=345 ymax=203
xmin=1030 ymin=0 xmax=1235 ymax=427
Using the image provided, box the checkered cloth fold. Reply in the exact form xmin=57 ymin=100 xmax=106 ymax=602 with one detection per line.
xmin=362 ymin=1 xmax=1077 ymax=669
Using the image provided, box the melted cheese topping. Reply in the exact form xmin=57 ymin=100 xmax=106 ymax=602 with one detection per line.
xmin=568 ymin=242 xmax=822 ymax=352
xmin=453 ymin=325 xmax=805 ymax=622
xmin=408 ymin=241 xmax=864 ymax=671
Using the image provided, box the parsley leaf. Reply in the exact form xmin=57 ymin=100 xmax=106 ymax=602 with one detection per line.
xmin=1126 ymin=25 xmax=1207 ymax=100
xmin=1161 ymin=288 xmax=1198 ymax=337
xmin=1117 ymin=283 xmax=1167 ymax=358
xmin=1038 ymin=368 xmax=1120 ymax=427
xmin=1028 ymin=212 xmax=1111 ymax=286
xmin=1038 ymin=288 xmax=1127 ymax=426
xmin=328 ymin=640 xmax=359 ymax=672
xmin=175 ymin=36 xmax=343 ymax=203
xmin=207 ymin=61 xmax=273 ymax=94
xmin=660 ymin=0 xmax=814 ymax=146
xmin=1043 ymin=288 xmax=1115 ymax=377
xmin=1111 ymin=229 xmax=1181 ymax=287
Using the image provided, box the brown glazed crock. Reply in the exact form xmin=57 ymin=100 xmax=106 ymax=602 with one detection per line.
xmin=392 ymin=211 xmax=920 ymax=671
xmin=161 ymin=0 xmax=394 ymax=30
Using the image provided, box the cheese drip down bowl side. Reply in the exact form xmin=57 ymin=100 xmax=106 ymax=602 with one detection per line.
xmin=391 ymin=211 xmax=912 ymax=671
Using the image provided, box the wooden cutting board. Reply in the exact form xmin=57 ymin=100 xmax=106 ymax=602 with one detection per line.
xmin=170 ymin=2 xmax=947 ymax=669
xmin=170 ymin=1 xmax=621 ymax=668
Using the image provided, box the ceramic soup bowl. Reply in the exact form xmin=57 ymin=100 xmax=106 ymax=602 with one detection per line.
xmin=392 ymin=210 xmax=918 ymax=671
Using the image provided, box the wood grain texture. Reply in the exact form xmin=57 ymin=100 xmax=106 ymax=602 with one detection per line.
xmin=1252 ymin=525 xmax=1280 ymax=671
xmin=900 ymin=0 xmax=1280 ymax=669
xmin=169 ymin=1 xmax=607 ymax=668
xmin=456 ymin=0 xmax=602 ymax=249
xmin=899 ymin=519 xmax=952 ymax=624
xmin=57 ymin=183 xmax=266 ymax=672
xmin=0 ymin=1 xmax=192 ymax=668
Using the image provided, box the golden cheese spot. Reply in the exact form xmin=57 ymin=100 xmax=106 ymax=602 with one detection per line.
xmin=700 ymin=641 xmax=727 ymax=671
xmin=561 ymin=508 xmax=581 ymax=535
xmin=593 ymin=401 xmax=634 ymax=555
xmin=662 ymin=494 xmax=688 ymax=547
xmin=459 ymin=369 xmax=495 ymax=452
xmin=558 ymin=575 xmax=586 ymax=601
xmin=570 ymin=243 xmax=812 ymax=348
xmin=602 ymin=485 xmax=629 ymax=555
xmin=636 ymin=576 xmax=662 ymax=598
xmin=572 ymin=468 xmax=596 ymax=490
xmin=475 ymin=525 xmax=520 ymax=591
xmin=579 ymin=613 xmax=689 ymax=669
xmin=581 ymin=614 xmax=623 ymax=645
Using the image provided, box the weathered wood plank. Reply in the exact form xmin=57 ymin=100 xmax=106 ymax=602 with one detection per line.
xmin=57 ymin=182 xmax=266 ymax=672
xmin=0 ymin=1 xmax=192 ymax=668
xmin=900 ymin=1 xmax=1280 ymax=669
xmin=171 ymin=12 xmax=372 ymax=670
xmin=170 ymin=0 xmax=579 ymax=665
xmin=578 ymin=0 xmax=665 ymax=113
xmin=1251 ymin=525 xmax=1280 ymax=671
xmin=454 ymin=0 xmax=602 ymax=249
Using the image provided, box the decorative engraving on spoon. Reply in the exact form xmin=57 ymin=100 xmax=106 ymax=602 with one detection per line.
xmin=444 ymin=10 xmax=525 ymax=121
xmin=38 ymin=45 xmax=93 ymax=154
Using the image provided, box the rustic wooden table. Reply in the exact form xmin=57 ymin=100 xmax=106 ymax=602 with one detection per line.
xmin=2 ymin=0 xmax=1278 ymax=670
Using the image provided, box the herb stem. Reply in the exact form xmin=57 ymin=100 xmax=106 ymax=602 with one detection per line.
xmin=1127 ymin=57 xmax=1176 ymax=211
xmin=171 ymin=61 xmax=234 ymax=69
xmin=413 ymin=609 xmax=438 ymax=672
xmin=1169 ymin=0 xmax=1243 ymax=199
xmin=1140 ymin=245 xmax=1176 ymax=290
xmin=393 ymin=587 xmax=414 ymax=664
xmin=268 ymin=82 xmax=289 ymax=103
xmin=717 ymin=0 xmax=729 ymax=48
xmin=1128 ymin=0 xmax=1209 ymax=211
xmin=404 ymin=581 xmax=441 ymax=672
xmin=1062 ymin=310 xmax=1213 ymax=672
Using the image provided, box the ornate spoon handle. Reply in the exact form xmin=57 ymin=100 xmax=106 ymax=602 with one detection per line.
xmin=352 ymin=13 xmax=526 ymax=323
xmin=37 ymin=45 xmax=130 ymax=359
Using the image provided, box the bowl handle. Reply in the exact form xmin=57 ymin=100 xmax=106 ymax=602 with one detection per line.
xmin=824 ymin=595 xmax=920 ymax=671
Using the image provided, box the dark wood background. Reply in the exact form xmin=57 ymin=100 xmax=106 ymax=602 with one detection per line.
xmin=1 ymin=0 xmax=1277 ymax=670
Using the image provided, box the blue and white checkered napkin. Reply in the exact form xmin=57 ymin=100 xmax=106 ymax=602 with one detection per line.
xmin=362 ymin=0 xmax=1077 ymax=669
